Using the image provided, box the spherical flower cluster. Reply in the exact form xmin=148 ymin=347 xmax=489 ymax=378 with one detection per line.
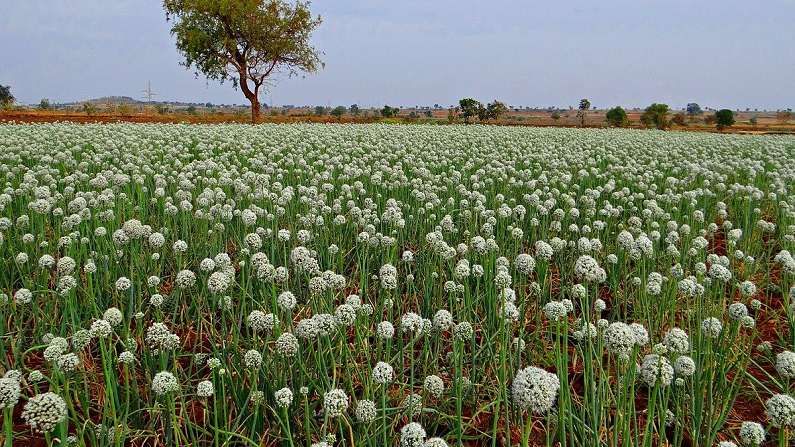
xmin=322 ymin=388 xmax=349 ymax=418
xmin=515 ymin=253 xmax=536 ymax=275
xmin=401 ymin=393 xmax=423 ymax=417
xmin=543 ymin=301 xmax=568 ymax=322
xmin=275 ymin=333 xmax=299 ymax=357
xmin=355 ymin=399 xmax=377 ymax=422
xmin=115 ymin=276 xmax=132 ymax=292
xmin=277 ymin=291 xmax=297 ymax=311
xmin=708 ymin=264 xmax=732 ymax=283
xmin=700 ymin=317 xmax=723 ymax=338
xmin=674 ymin=356 xmax=696 ymax=377
xmin=21 ymin=392 xmax=68 ymax=433
xmin=401 ymin=312 xmax=424 ymax=334
xmin=274 ymin=387 xmax=293 ymax=408
xmin=739 ymin=280 xmax=757 ymax=297
xmin=0 ymin=376 xmax=21 ymax=409
xmin=663 ymin=328 xmax=690 ymax=354
xmin=535 ymin=241 xmax=554 ymax=260
xmin=765 ymin=393 xmax=795 ymax=427
xmin=90 ymin=319 xmax=113 ymax=338
xmin=145 ymin=322 xmax=180 ymax=352
xmin=574 ymin=255 xmax=606 ymax=283
xmin=14 ymin=288 xmax=33 ymax=304
xmin=334 ymin=304 xmax=357 ymax=326
xmin=400 ymin=422 xmax=427 ymax=447
xmin=56 ymin=353 xmax=80 ymax=372
xmin=729 ymin=302 xmax=748 ymax=320
xmin=372 ymin=361 xmax=394 ymax=384
xmin=243 ymin=349 xmax=263 ymax=369
xmin=152 ymin=371 xmax=179 ymax=396
xmin=453 ymin=322 xmax=473 ymax=341
xmin=432 ymin=309 xmax=453 ymax=331
xmin=118 ymin=351 xmax=135 ymax=365
xmin=196 ymin=380 xmax=214 ymax=398
xmin=775 ymin=350 xmax=795 ymax=379
xmin=511 ymin=366 xmax=560 ymax=414
xmin=604 ymin=322 xmax=637 ymax=359
xmin=207 ymin=271 xmax=233 ymax=294
xmin=377 ymin=321 xmax=395 ymax=339
xmin=175 ymin=270 xmax=196 ymax=289
xmin=639 ymin=354 xmax=674 ymax=387
xmin=739 ymin=421 xmax=765 ymax=446
xmin=423 ymin=375 xmax=444 ymax=398
xmin=247 ymin=310 xmax=278 ymax=333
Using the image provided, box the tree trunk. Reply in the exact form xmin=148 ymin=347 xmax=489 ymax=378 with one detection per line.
xmin=239 ymin=73 xmax=260 ymax=124
xmin=249 ymin=97 xmax=260 ymax=124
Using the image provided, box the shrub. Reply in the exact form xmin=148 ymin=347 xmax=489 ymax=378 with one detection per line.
xmin=331 ymin=106 xmax=347 ymax=120
xmin=605 ymin=107 xmax=628 ymax=127
xmin=641 ymin=103 xmax=670 ymax=130
xmin=715 ymin=109 xmax=735 ymax=130
xmin=82 ymin=102 xmax=97 ymax=116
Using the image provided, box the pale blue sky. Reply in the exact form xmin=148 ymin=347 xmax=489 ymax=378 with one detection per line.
xmin=1 ymin=0 xmax=793 ymax=109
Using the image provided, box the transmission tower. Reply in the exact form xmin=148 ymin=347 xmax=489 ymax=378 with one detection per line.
xmin=141 ymin=81 xmax=158 ymax=103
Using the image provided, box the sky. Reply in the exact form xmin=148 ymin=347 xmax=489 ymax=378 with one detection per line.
xmin=1 ymin=0 xmax=794 ymax=110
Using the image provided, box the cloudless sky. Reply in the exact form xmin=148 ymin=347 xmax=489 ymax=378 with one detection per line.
xmin=1 ymin=0 xmax=793 ymax=109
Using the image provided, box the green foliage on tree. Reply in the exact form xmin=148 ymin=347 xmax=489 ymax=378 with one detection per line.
xmin=380 ymin=105 xmax=399 ymax=118
xmin=0 ymin=85 xmax=14 ymax=108
xmin=641 ymin=103 xmax=670 ymax=129
xmin=577 ymin=98 xmax=591 ymax=126
xmin=331 ymin=105 xmax=346 ymax=119
xmin=349 ymin=104 xmax=360 ymax=116
xmin=314 ymin=105 xmax=327 ymax=116
xmin=605 ymin=106 xmax=628 ymax=127
xmin=39 ymin=98 xmax=51 ymax=110
xmin=686 ymin=103 xmax=702 ymax=116
xmin=186 ymin=105 xmax=197 ymax=115
xmin=485 ymin=100 xmax=508 ymax=121
xmin=715 ymin=109 xmax=735 ymax=130
xmin=163 ymin=0 xmax=322 ymax=123
xmin=458 ymin=98 xmax=482 ymax=124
